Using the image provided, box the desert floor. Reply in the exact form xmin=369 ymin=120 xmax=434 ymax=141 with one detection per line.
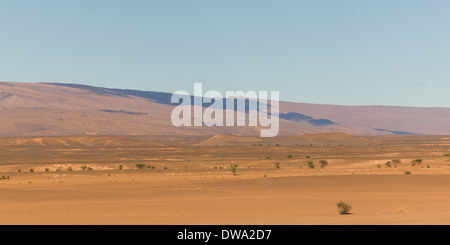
xmin=1 ymin=134 xmax=450 ymax=224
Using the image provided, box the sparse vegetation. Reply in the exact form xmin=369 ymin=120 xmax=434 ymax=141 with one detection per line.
xmin=274 ymin=162 xmax=280 ymax=169
xmin=305 ymin=156 xmax=311 ymax=159
xmin=385 ymin=161 xmax=392 ymax=168
xmin=163 ymin=167 xmax=168 ymax=170
xmin=336 ymin=201 xmax=352 ymax=215
xmin=67 ymin=167 xmax=73 ymax=171
xmin=119 ymin=165 xmax=123 ymax=170
xmin=45 ymin=168 xmax=50 ymax=172
xmin=411 ymin=159 xmax=423 ymax=167
xmin=81 ymin=166 xmax=87 ymax=171
xmin=377 ymin=165 xmax=381 ymax=168
xmin=319 ymin=160 xmax=328 ymax=169
xmin=307 ymin=161 xmax=315 ymax=169
xmin=392 ymin=159 xmax=401 ymax=164
xmin=404 ymin=171 xmax=411 ymax=175
xmin=17 ymin=169 xmax=21 ymax=173
xmin=87 ymin=167 xmax=93 ymax=171
xmin=230 ymin=164 xmax=239 ymax=175
xmin=287 ymin=155 xmax=293 ymax=159
xmin=427 ymin=165 xmax=430 ymax=168
xmin=136 ymin=163 xmax=146 ymax=169
xmin=29 ymin=168 xmax=34 ymax=173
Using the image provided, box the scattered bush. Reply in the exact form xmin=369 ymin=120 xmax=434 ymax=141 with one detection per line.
xmin=136 ymin=164 xmax=146 ymax=169
xmin=29 ymin=168 xmax=34 ymax=173
xmin=274 ymin=162 xmax=280 ymax=169
xmin=81 ymin=166 xmax=87 ymax=171
xmin=230 ymin=164 xmax=239 ymax=175
xmin=411 ymin=159 xmax=423 ymax=167
xmin=404 ymin=171 xmax=411 ymax=175
xmin=17 ymin=169 xmax=21 ymax=173
xmin=392 ymin=159 xmax=401 ymax=164
xmin=377 ymin=165 xmax=381 ymax=168
xmin=287 ymin=155 xmax=293 ymax=159
xmin=336 ymin=201 xmax=352 ymax=215
xmin=307 ymin=161 xmax=315 ymax=169
xmin=385 ymin=161 xmax=392 ymax=168
xmin=427 ymin=165 xmax=430 ymax=168
xmin=87 ymin=167 xmax=93 ymax=171
xmin=163 ymin=167 xmax=168 ymax=170
xmin=319 ymin=160 xmax=328 ymax=169
xmin=45 ymin=168 xmax=50 ymax=172
xmin=305 ymin=156 xmax=311 ymax=159
xmin=119 ymin=165 xmax=123 ymax=170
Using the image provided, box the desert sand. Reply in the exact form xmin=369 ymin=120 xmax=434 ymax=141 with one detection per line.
xmin=1 ymin=134 xmax=450 ymax=224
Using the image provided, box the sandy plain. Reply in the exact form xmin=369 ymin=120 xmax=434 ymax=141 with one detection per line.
xmin=1 ymin=134 xmax=450 ymax=224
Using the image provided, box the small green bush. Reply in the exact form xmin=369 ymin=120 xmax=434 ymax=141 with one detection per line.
xmin=136 ymin=164 xmax=146 ymax=169
xmin=287 ymin=155 xmax=293 ymax=159
xmin=274 ymin=162 xmax=280 ymax=169
xmin=404 ymin=171 xmax=411 ymax=175
xmin=319 ymin=160 xmax=328 ymax=169
xmin=411 ymin=159 xmax=423 ymax=167
xmin=230 ymin=164 xmax=239 ymax=175
xmin=307 ymin=161 xmax=315 ymax=169
xmin=336 ymin=201 xmax=352 ymax=215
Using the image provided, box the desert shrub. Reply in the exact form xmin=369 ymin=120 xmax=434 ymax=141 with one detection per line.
xmin=377 ymin=165 xmax=381 ymax=168
xmin=307 ymin=161 xmax=315 ymax=169
xmin=336 ymin=201 xmax=352 ymax=215
xmin=163 ymin=167 xmax=168 ymax=170
xmin=411 ymin=159 xmax=423 ymax=167
xmin=404 ymin=171 xmax=411 ymax=175
xmin=29 ymin=168 xmax=34 ymax=173
xmin=136 ymin=164 xmax=146 ymax=169
xmin=45 ymin=168 xmax=50 ymax=172
xmin=444 ymin=154 xmax=450 ymax=156
xmin=17 ymin=169 xmax=21 ymax=173
xmin=392 ymin=159 xmax=401 ymax=164
xmin=67 ymin=167 xmax=73 ymax=171
xmin=274 ymin=162 xmax=280 ymax=169
xmin=87 ymin=167 xmax=93 ymax=171
xmin=385 ymin=161 xmax=392 ymax=168
xmin=230 ymin=164 xmax=239 ymax=175
xmin=81 ymin=166 xmax=87 ymax=171
xmin=319 ymin=160 xmax=328 ymax=169
xmin=266 ymin=157 xmax=271 ymax=159
xmin=119 ymin=165 xmax=123 ymax=170
xmin=427 ymin=165 xmax=430 ymax=168
xmin=305 ymin=156 xmax=311 ymax=159
xmin=287 ymin=155 xmax=293 ymax=159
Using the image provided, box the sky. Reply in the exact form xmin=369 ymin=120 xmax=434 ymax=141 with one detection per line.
xmin=1 ymin=0 xmax=450 ymax=107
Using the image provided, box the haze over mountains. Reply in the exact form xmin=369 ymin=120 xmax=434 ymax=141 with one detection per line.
xmin=0 ymin=81 xmax=449 ymax=137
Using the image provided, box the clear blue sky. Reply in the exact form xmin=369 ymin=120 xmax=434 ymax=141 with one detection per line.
xmin=1 ymin=0 xmax=450 ymax=107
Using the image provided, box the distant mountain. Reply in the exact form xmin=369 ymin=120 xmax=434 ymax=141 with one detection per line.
xmin=0 ymin=81 xmax=449 ymax=137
